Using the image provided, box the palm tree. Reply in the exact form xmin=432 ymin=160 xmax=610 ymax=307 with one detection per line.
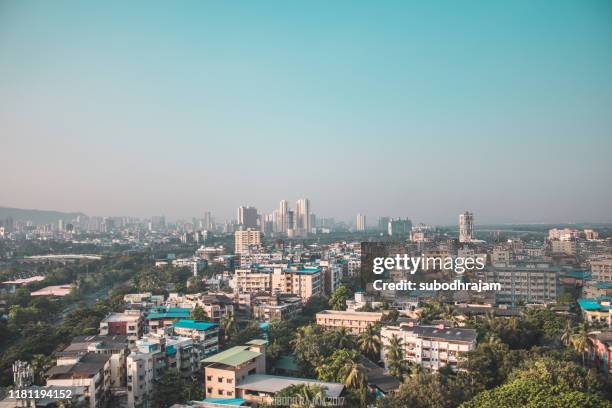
xmin=571 ymin=324 xmax=594 ymax=366
xmin=343 ymin=359 xmax=368 ymax=405
xmin=220 ymin=313 xmax=237 ymax=341
xmin=334 ymin=328 xmax=354 ymax=349
xmin=277 ymin=384 xmax=327 ymax=408
xmin=357 ymin=324 xmax=381 ymax=361
xmin=385 ymin=334 xmax=404 ymax=378
xmin=560 ymin=320 xmax=574 ymax=347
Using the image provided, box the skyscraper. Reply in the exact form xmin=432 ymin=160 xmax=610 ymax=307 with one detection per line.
xmin=237 ymin=206 xmax=259 ymax=229
xmin=295 ymin=198 xmax=310 ymax=237
xmin=279 ymin=200 xmax=289 ymax=233
xmin=459 ymin=211 xmax=474 ymax=243
xmin=356 ymin=214 xmax=366 ymax=231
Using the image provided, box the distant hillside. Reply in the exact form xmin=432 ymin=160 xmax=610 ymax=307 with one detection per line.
xmin=0 ymin=206 xmax=86 ymax=225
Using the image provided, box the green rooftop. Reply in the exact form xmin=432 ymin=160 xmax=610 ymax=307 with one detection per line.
xmin=202 ymin=346 xmax=261 ymax=367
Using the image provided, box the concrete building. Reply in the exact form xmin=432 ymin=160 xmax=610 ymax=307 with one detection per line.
xmin=356 ymin=214 xmax=366 ymax=232
xmin=381 ymin=323 xmax=477 ymax=371
xmin=99 ymin=311 xmax=143 ymax=346
xmin=295 ymin=198 xmax=311 ymax=237
xmin=235 ymin=264 xmax=323 ymax=302
xmin=145 ymin=306 xmax=192 ymax=333
xmin=591 ymin=257 xmax=612 ymax=282
xmin=202 ymin=340 xmax=267 ymax=400
xmin=459 ymin=211 xmax=474 ymax=243
xmin=316 ymin=310 xmax=384 ymax=334
xmin=55 ymin=334 xmax=130 ymax=389
xmin=234 ymin=229 xmax=262 ymax=256
xmin=577 ymin=298 xmax=611 ymax=327
xmin=483 ymin=264 xmax=559 ymax=304
xmin=252 ymin=295 xmax=302 ymax=322
xmin=237 ymin=206 xmax=259 ymax=230
xmin=548 ymin=228 xmax=580 ymax=241
xmin=550 ymin=239 xmax=577 ymax=256
xmin=46 ymin=353 xmax=111 ymax=408
xmin=172 ymin=320 xmax=220 ymax=356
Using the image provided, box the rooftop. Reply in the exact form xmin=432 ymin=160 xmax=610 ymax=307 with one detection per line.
xmin=202 ymin=346 xmax=261 ymax=367
xmin=47 ymin=353 xmax=111 ymax=378
xmin=578 ymin=298 xmax=612 ymax=311
xmin=147 ymin=307 xmax=192 ymax=320
xmin=235 ymin=374 xmax=344 ymax=398
xmin=174 ymin=319 xmax=218 ymax=331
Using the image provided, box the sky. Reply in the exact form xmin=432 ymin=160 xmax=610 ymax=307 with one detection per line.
xmin=1 ymin=0 xmax=611 ymax=225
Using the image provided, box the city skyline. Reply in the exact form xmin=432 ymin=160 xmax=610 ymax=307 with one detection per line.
xmin=2 ymin=1 xmax=612 ymax=223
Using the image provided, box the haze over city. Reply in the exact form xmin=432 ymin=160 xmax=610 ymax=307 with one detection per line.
xmin=1 ymin=1 xmax=611 ymax=223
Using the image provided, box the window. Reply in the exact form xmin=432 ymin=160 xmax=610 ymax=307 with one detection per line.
xmin=227 ymin=379 xmax=233 ymax=384
xmin=207 ymin=388 xmax=212 ymax=394
xmin=207 ymin=376 xmax=212 ymax=381
xmin=218 ymin=377 xmax=223 ymax=382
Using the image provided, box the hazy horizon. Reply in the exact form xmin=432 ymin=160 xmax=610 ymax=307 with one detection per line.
xmin=2 ymin=1 xmax=611 ymax=224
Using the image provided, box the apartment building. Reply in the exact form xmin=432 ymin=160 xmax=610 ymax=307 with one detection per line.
xmin=551 ymin=239 xmax=577 ymax=256
xmin=127 ymin=337 xmax=166 ymax=408
xmin=483 ymin=264 xmax=558 ymax=304
xmin=381 ymin=323 xmax=477 ymax=371
xmin=316 ymin=310 xmax=384 ymax=334
xmin=55 ymin=334 xmax=129 ymax=389
xmin=252 ymin=295 xmax=302 ymax=322
xmin=235 ymin=229 xmax=262 ymax=255
xmin=591 ymin=257 xmax=612 ymax=282
xmin=172 ymin=319 xmax=220 ymax=356
xmin=202 ymin=340 xmax=267 ymax=400
xmin=145 ymin=306 xmax=192 ymax=333
xmin=235 ymin=264 xmax=322 ymax=302
xmin=46 ymin=353 xmax=111 ymax=408
xmin=99 ymin=310 xmax=143 ymax=345
xmin=167 ymin=293 xmax=234 ymax=322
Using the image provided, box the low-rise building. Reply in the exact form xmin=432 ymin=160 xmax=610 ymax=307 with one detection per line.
xmin=99 ymin=310 xmax=144 ymax=345
xmin=46 ymin=353 xmax=111 ymax=408
xmin=577 ymin=298 xmax=612 ymax=327
xmin=252 ymin=295 xmax=302 ymax=322
xmin=381 ymin=323 xmax=477 ymax=371
xmin=202 ymin=340 xmax=268 ymax=400
xmin=173 ymin=320 xmax=220 ymax=356
xmin=316 ymin=310 xmax=384 ymax=334
xmin=146 ymin=306 xmax=192 ymax=332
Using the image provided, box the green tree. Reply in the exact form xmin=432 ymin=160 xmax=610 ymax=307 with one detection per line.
xmin=571 ymin=324 xmax=594 ymax=366
xmin=384 ymin=334 xmax=405 ymax=379
xmin=153 ymin=371 xmax=186 ymax=408
xmin=328 ymin=285 xmax=352 ymax=311
xmin=275 ymin=384 xmax=328 ymax=408
xmin=191 ymin=305 xmax=209 ymax=321
xmin=30 ymin=354 xmax=55 ymax=385
xmin=357 ymin=324 xmax=381 ymax=361
xmin=220 ymin=313 xmax=237 ymax=342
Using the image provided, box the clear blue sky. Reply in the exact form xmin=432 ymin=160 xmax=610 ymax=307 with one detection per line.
xmin=1 ymin=0 xmax=611 ymax=224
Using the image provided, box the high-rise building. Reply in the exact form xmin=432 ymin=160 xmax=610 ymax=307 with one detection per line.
xmin=356 ymin=214 xmax=366 ymax=231
xmin=378 ymin=217 xmax=390 ymax=233
xmin=237 ymin=206 xmax=259 ymax=229
xmin=388 ymin=218 xmax=412 ymax=236
xmin=295 ymin=198 xmax=310 ymax=237
xmin=459 ymin=211 xmax=474 ymax=243
xmin=235 ymin=229 xmax=262 ymax=255
xmin=279 ymin=200 xmax=289 ymax=233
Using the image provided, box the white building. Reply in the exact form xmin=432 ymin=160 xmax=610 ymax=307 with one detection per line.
xmin=381 ymin=323 xmax=477 ymax=371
